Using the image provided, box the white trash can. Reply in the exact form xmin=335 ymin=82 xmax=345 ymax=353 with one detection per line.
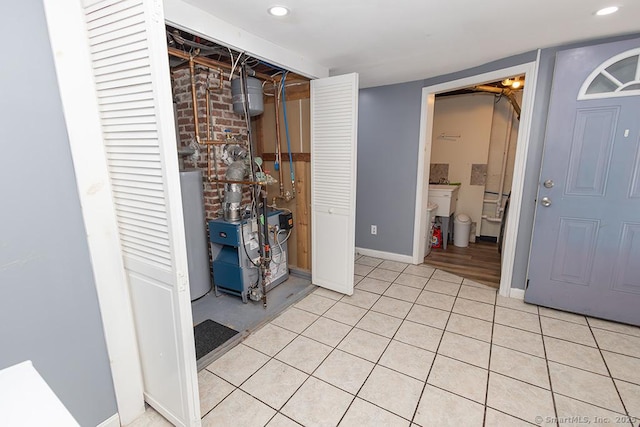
xmin=453 ymin=213 xmax=472 ymax=248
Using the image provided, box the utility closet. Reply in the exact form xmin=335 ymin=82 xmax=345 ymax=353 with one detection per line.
xmin=167 ymin=27 xmax=312 ymax=308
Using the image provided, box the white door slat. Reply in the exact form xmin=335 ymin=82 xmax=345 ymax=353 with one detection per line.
xmin=120 ymin=241 xmax=172 ymax=267
xmin=94 ymin=64 xmax=150 ymax=84
xmin=115 ymin=208 xmax=167 ymax=227
xmin=92 ymin=50 xmax=148 ymax=70
xmin=86 ymin=7 xmax=144 ymax=34
xmin=97 ymin=82 xmax=153 ymax=99
xmin=100 ymin=97 xmax=153 ymax=113
xmin=85 ymin=0 xmax=140 ymax=22
xmin=94 ymin=57 xmax=149 ymax=77
xmin=91 ymin=41 xmax=147 ymax=63
xmin=90 ymin=26 xmax=146 ymax=53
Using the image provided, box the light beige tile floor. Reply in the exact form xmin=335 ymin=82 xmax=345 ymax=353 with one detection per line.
xmin=132 ymin=257 xmax=640 ymax=427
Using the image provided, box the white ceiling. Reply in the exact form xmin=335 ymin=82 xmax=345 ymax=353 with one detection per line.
xmin=183 ymin=0 xmax=640 ymax=88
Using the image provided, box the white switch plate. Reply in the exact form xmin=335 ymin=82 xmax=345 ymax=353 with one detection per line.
xmin=371 ymin=225 xmax=377 ymax=235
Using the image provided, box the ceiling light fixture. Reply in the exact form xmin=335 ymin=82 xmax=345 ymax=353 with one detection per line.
xmin=268 ymin=6 xmax=290 ymax=17
xmin=501 ymin=77 xmax=524 ymax=89
xmin=595 ymin=6 xmax=619 ymax=16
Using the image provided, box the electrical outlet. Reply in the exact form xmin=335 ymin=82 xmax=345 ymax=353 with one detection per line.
xmin=371 ymin=225 xmax=377 ymax=235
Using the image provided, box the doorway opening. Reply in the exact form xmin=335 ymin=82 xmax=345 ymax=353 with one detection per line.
xmin=424 ymin=77 xmax=524 ymax=288
xmin=412 ymin=60 xmax=539 ymax=298
xmin=165 ymin=26 xmax=315 ymax=367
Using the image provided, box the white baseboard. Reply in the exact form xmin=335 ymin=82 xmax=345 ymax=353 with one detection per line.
xmin=509 ymin=288 xmax=525 ymax=300
xmin=355 ymin=247 xmax=414 ymax=264
xmin=96 ymin=413 xmax=120 ymax=427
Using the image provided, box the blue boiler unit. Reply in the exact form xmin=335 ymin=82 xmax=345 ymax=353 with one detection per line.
xmin=208 ymin=210 xmax=289 ymax=303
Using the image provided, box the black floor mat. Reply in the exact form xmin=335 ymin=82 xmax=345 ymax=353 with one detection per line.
xmin=194 ymin=319 xmax=239 ymax=360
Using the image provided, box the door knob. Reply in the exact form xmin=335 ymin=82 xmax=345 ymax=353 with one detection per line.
xmin=541 ymin=197 xmax=552 ymax=207
xmin=543 ymin=179 xmax=554 ymax=188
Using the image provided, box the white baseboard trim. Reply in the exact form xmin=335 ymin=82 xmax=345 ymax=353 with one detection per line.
xmin=355 ymin=247 xmax=414 ymax=264
xmin=509 ymin=288 xmax=525 ymax=300
xmin=96 ymin=413 xmax=120 ymax=427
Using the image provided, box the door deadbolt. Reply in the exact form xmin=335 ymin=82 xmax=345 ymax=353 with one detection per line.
xmin=543 ymin=179 xmax=554 ymax=189
xmin=541 ymin=197 xmax=552 ymax=207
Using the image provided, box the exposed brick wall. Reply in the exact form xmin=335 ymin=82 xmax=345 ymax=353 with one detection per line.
xmin=171 ymin=66 xmax=253 ymax=220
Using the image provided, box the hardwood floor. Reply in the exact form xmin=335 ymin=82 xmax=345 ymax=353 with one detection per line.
xmin=425 ymin=240 xmax=501 ymax=288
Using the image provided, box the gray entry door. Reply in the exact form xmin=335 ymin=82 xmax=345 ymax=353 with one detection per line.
xmin=525 ymin=38 xmax=640 ymax=326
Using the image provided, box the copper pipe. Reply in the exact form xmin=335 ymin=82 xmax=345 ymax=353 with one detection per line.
xmin=205 ymin=88 xmax=225 ymax=205
xmin=206 ymin=88 xmax=211 ymax=179
xmin=273 ymin=80 xmax=285 ymax=196
xmin=189 ymin=57 xmax=201 ymax=145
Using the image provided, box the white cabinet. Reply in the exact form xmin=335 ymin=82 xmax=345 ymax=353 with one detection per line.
xmin=428 ymin=185 xmax=460 ymax=217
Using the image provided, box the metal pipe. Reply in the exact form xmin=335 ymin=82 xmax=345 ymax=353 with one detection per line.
xmin=482 ymin=215 xmax=502 ymax=223
xmin=473 ymin=85 xmax=521 ymax=119
xmin=496 ymin=106 xmax=514 ymax=217
xmin=260 ymin=191 xmax=270 ymax=308
xmin=169 ymin=47 xmax=274 ymax=81
xmin=206 ymin=88 xmax=211 ymax=178
xmin=206 ymin=88 xmax=224 ymax=207
xmin=189 ymin=57 xmax=201 ymax=145
xmin=273 ymin=80 xmax=285 ymax=197
xmin=208 ymin=178 xmax=266 ymax=185
xmin=177 ymin=147 xmax=196 ymax=157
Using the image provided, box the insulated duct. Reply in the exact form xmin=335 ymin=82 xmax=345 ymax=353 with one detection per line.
xmin=223 ymin=161 xmax=246 ymax=221
xmin=222 ymin=144 xmax=248 ymax=222
xmin=472 ymin=85 xmax=521 ymax=120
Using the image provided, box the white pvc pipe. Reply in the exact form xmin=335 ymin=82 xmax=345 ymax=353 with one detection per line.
xmin=496 ymin=105 xmax=515 ymax=217
xmin=482 ymin=215 xmax=503 ymax=223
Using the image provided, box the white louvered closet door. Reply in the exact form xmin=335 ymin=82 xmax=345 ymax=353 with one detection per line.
xmin=83 ymin=0 xmax=200 ymax=425
xmin=311 ymin=73 xmax=359 ymax=295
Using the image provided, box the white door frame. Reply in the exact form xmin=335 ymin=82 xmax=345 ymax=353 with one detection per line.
xmin=43 ymin=0 xmax=145 ymax=425
xmin=412 ymin=54 xmax=540 ymax=298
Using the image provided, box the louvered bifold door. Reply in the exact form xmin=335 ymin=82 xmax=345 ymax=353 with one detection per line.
xmin=83 ymin=0 xmax=200 ymax=425
xmin=311 ymin=73 xmax=359 ymax=295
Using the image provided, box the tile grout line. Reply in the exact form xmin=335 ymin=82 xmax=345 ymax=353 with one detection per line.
xmin=199 ymin=262 xmax=639 ymax=425
xmin=333 ymin=262 xmax=428 ymax=425
xmin=586 ymin=317 xmax=635 ymax=426
xmin=482 ymin=291 xmax=497 ymax=427
xmin=260 ymin=261 xmax=416 ymax=425
xmin=538 ymin=305 xmax=561 ymax=427
xmin=208 ymin=281 xmax=512 ymax=422
xmin=409 ymin=272 xmax=463 ymax=426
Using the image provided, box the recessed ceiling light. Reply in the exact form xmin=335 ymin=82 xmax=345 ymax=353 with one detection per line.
xmin=268 ymin=6 xmax=289 ymax=17
xmin=595 ymin=6 xmax=619 ymax=16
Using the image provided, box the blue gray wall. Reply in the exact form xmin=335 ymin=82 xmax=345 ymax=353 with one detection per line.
xmin=356 ymin=80 xmax=425 ymax=255
xmin=0 ymin=1 xmax=118 ymax=425
xmin=356 ymin=34 xmax=639 ymax=289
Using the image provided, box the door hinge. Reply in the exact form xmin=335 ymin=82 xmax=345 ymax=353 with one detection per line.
xmin=525 ymin=279 xmax=530 ymax=290
xmin=178 ymin=272 xmax=187 ymax=292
